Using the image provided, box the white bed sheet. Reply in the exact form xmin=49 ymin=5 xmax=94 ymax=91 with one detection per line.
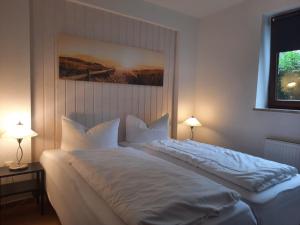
xmin=120 ymin=142 xmax=300 ymax=225
xmin=41 ymin=150 xmax=257 ymax=225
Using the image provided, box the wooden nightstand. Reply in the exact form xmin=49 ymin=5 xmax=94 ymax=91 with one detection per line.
xmin=0 ymin=162 xmax=45 ymax=217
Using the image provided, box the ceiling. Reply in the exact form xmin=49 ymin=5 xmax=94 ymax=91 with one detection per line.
xmin=144 ymin=0 xmax=246 ymax=18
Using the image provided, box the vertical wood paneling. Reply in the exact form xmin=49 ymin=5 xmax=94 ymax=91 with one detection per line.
xmin=117 ymin=16 xmax=127 ymax=134
xmin=108 ymin=14 xmax=119 ymax=122
xmin=75 ymin=81 xmax=85 ymax=125
xmin=157 ymin=26 xmax=165 ymax=118
xmin=125 ymin=18 xmax=134 ymax=121
xmin=151 ymin=88 xmax=157 ymax=121
xmin=66 ymin=81 xmax=76 ymax=118
xmin=132 ymin=86 xmax=139 ymax=115
xmin=92 ymin=9 xmax=104 ymax=125
xmin=144 ymin=87 xmax=152 ymax=123
xmin=124 ymin=17 xmax=135 ymax=128
xmin=31 ymin=0 xmax=45 ymax=159
xmin=110 ymin=84 xmax=118 ymax=119
xmin=43 ymin=0 xmax=55 ymax=150
xmin=93 ymin=83 xmax=102 ymax=123
xmin=83 ymin=10 xmax=95 ymax=128
xmin=84 ymin=82 xmax=94 ymax=127
xmin=54 ymin=0 xmax=65 ymax=148
xmin=156 ymin=87 xmax=163 ymax=118
xmin=55 ymin=79 xmax=66 ymax=147
xmin=102 ymin=83 xmax=110 ymax=121
xmin=165 ymin=30 xmax=172 ymax=117
xmin=168 ymin=33 xmax=176 ymax=121
xmin=31 ymin=0 xmax=176 ymax=159
xmin=126 ymin=19 xmax=139 ymax=120
xmin=138 ymin=86 xmax=145 ymax=120
xmin=85 ymin=7 xmax=94 ymax=39
xmin=162 ymin=28 xmax=169 ymax=117
xmin=170 ymin=32 xmax=177 ymax=137
xmin=151 ymin=25 xmax=159 ymax=121
xmin=117 ymin=84 xmax=126 ymax=139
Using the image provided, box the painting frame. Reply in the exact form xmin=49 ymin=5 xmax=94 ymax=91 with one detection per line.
xmin=58 ymin=34 xmax=165 ymax=86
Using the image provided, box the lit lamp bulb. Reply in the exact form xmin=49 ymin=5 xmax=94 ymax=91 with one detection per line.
xmin=287 ymin=82 xmax=297 ymax=88
xmin=2 ymin=122 xmax=38 ymax=170
xmin=183 ymin=116 xmax=202 ymax=140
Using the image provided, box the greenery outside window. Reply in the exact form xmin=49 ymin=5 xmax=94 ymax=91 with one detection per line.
xmin=269 ymin=10 xmax=300 ymax=110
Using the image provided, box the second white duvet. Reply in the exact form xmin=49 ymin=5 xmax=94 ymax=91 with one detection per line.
xmin=144 ymin=139 xmax=298 ymax=192
xmin=68 ymin=147 xmax=240 ymax=225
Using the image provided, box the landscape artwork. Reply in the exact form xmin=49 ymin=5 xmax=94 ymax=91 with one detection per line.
xmin=58 ymin=34 xmax=164 ymax=86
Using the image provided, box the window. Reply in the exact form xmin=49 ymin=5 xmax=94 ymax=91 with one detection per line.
xmin=269 ymin=9 xmax=300 ymax=110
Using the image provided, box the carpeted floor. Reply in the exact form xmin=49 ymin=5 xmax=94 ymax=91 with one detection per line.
xmin=1 ymin=198 xmax=61 ymax=225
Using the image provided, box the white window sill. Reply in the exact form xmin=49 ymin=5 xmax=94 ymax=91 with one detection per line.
xmin=253 ymin=107 xmax=300 ymax=114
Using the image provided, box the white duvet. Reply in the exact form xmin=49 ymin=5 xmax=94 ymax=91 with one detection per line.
xmin=68 ymin=147 xmax=240 ymax=225
xmin=144 ymin=139 xmax=298 ymax=192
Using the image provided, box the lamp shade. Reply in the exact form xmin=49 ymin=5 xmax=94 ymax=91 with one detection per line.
xmin=3 ymin=122 xmax=38 ymax=139
xmin=184 ymin=116 xmax=202 ymax=127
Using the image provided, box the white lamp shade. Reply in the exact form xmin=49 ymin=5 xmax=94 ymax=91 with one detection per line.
xmin=184 ymin=116 xmax=202 ymax=127
xmin=2 ymin=122 xmax=38 ymax=139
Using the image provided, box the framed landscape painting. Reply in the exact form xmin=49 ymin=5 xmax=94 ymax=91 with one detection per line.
xmin=58 ymin=34 xmax=164 ymax=86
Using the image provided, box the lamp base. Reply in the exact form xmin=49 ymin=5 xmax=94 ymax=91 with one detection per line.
xmin=8 ymin=162 xmax=28 ymax=171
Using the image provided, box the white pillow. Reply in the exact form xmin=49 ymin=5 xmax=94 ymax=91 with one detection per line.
xmin=126 ymin=114 xmax=169 ymax=143
xmin=61 ymin=116 xmax=120 ymax=151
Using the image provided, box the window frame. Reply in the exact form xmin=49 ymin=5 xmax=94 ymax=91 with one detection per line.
xmin=268 ymin=10 xmax=300 ymax=110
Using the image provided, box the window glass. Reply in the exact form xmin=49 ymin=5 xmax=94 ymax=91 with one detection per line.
xmin=277 ymin=50 xmax=300 ymax=100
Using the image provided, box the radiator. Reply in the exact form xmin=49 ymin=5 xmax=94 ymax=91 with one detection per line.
xmin=264 ymin=138 xmax=300 ymax=172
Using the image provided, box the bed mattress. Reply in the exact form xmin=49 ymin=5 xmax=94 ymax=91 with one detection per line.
xmin=120 ymin=142 xmax=300 ymax=225
xmin=41 ymin=150 xmax=257 ymax=225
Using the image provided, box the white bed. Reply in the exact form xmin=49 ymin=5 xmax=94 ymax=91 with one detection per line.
xmin=41 ymin=150 xmax=257 ymax=225
xmin=120 ymin=141 xmax=300 ymax=225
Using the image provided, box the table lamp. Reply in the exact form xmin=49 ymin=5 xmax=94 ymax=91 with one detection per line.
xmin=184 ymin=116 xmax=202 ymax=140
xmin=2 ymin=122 xmax=38 ymax=170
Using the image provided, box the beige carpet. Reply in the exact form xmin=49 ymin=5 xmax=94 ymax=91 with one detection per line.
xmin=1 ymin=199 xmax=61 ymax=225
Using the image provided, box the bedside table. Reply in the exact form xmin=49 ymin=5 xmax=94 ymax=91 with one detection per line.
xmin=0 ymin=162 xmax=45 ymax=215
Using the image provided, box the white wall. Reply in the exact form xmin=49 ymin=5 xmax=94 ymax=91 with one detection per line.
xmin=0 ymin=0 xmax=198 ymax=163
xmin=74 ymin=0 xmax=199 ymax=139
xmin=195 ymin=0 xmax=300 ymax=156
xmin=0 ymin=0 xmax=31 ymax=165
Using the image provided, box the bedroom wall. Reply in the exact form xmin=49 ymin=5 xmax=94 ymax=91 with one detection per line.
xmin=0 ymin=0 xmax=31 ymax=166
xmin=73 ymin=0 xmax=198 ymax=139
xmin=31 ymin=0 xmax=197 ymax=160
xmin=0 ymin=0 xmax=197 ymax=163
xmin=194 ymin=0 xmax=300 ymax=156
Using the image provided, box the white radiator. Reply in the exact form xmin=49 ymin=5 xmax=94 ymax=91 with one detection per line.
xmin=264 ymin=138 xmax=300 ymax=172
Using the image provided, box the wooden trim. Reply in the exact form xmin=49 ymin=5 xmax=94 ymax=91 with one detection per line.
xmin=253 ymin=107 xmax=300 ymax=114
xmin=268 ymin=102 xmax=300 ymax=110
xmin=268 ymin=11 xmax=300 ymax=110
xmin=272 ymin=8 xmax=300 ymax=22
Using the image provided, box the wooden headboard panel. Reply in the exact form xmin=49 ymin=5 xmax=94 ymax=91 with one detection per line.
xmin=31 ymin=0 xmax=177 ymax=160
